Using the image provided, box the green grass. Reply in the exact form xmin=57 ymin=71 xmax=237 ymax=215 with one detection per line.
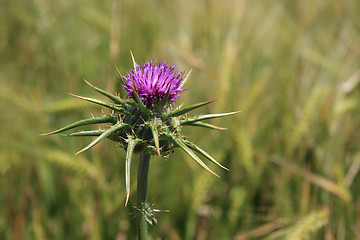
xmin=1 ymin=0 xmax=360 ymax=239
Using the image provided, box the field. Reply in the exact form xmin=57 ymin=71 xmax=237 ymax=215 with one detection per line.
xmin=1 ymin=0 xmax=359 ymax=239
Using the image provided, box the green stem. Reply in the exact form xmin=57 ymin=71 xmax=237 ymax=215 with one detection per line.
xmin=137 ymin=153 xmax=150 ymax=240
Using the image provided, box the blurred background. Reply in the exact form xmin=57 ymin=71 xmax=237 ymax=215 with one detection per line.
xmin=1 ymin=0 xmax=360 ymax=239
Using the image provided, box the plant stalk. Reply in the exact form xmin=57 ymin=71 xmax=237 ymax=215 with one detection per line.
xmin=137 ymin=153 xmax=150 ymax=240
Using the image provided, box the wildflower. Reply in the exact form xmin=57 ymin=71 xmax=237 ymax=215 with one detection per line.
xmin=42 ymin=53 xmax=237 ymax=207
xmin=122 ymin=60 xmax=185 ymax=108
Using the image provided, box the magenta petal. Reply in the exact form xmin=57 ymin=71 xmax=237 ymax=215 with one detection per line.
xmin=121 ymin=60 xmax=186 ymax=108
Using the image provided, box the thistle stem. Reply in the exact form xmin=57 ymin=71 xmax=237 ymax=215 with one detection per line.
xmin=137 ymin=153 xmax=150 ymax=240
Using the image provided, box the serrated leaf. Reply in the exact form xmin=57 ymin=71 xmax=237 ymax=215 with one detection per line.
xmin=125 ymin=137 xmax=139 ymax=206
xmin=180 ymin=111 xmax=240 ymax=125
xmin=75 ymin=121 xmax=129 ymax=155
xmin=69 ymin=93 xmax=123 ymax=111
xmin=184 ymin=121 xmax=227 ymax=130
xmin=173 ymin=137 xmax=219 ymax=177
xmin=183 ymin=140 xmax=229 ymax=171
xmin=41 ymin=115 xmax=116 ymax=135
xmin=84 ymin=80 xmax=125 ymax=105
xmin=167 ymin=100 xmax=216 ymax=118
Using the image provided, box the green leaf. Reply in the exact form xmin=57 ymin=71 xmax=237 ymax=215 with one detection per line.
xmin=180 ymin=111 xmax=240 ymax=125
xmin=167 ymin=100 xmax=216 ymax=118
xmin=65 ymin=130 xmax=105 ymax=137
xmin=75 ymin=121 xmax=129 ymax=155
xmin=183 ymin=140 xmax=229 ymax=170
xmin=84 ymin=80 xmax=125 ymax=105
xmin=41 ymin=115 xmax=116 ymax=135
xmin=125 ymin=137 xmax=139 ymax=206
xmin=184 ymin=121 xmax=227 ymax=130
xmin=173 ymin=137 xmax=219 ymax=177
xmin=69 ymin=93 xmax=123 ymax=111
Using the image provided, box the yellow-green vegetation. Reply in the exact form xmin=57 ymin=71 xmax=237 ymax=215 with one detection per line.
xmin=1 ymin=0 xmax=359 ymax=239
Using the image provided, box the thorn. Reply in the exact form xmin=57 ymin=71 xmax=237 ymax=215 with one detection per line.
xmin=181 ymin=69 xmax=192 ymax=88
xmin=83 ymin=79 xmax=94 ymax=88
xmin=74 ymin=147 xmax=87 ymax=155
xmin=40 ymin=131 xmax=55 ymax=136
xmin=125 ymin=194 xmax=130 ymax=207
xmin=68 ymin=92 xmax=81 ymax=98
xmin=130 ymin=50 xmax=137 ymax=69
xmin=115 ymin=65 xmax=123 ymax=77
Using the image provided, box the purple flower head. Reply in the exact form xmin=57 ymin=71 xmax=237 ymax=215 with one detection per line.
xmin=122 ymin=60 xmax=186 ymax=108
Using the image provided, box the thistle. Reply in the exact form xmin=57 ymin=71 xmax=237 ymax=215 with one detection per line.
xmin=43 ymin=52 xmax=237 ymax=239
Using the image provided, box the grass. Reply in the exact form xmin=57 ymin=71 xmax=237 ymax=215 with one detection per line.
xmin=1 ymin=0 xmax=360 ymax=239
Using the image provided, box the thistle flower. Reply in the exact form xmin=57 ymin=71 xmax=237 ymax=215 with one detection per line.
xmin=42 ymin=53 xmax=238 ymax=230
xmin=122 ymin=59 xmax=185 ymax=108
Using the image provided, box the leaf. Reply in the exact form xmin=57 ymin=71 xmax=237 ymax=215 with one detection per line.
xmin=173 ymin=137 xmax=219 ymax=177
xmin=180 ymin=111 xmax=240 ymax=125
xmin=75 ymin=121 xmax=129 ymax=155
xmin=184 ymin=121 xmax=227 ymax=130
xmin=125 ymin=137 xmax=139 ymax=206
xmin=68 ymin=93 xmax=123 ymax=111
xmin=41 ymin=115 xmax=116 ymax=135
xmin=183 ymin=140 xmax=229 ymax=170
xmin=84 ymin=80 xmax=125 ymax=105
xmin=167 ymin=100 xmax=216 ymax=118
